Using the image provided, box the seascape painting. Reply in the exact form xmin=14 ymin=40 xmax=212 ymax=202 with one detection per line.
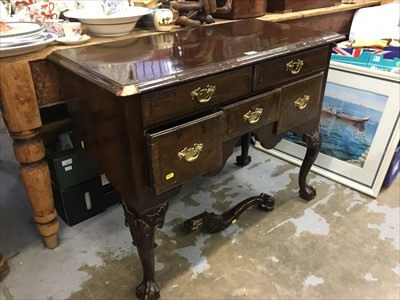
xmin=260 ymin=63 xmax=400 ymax=197
xmin=285 ymin=82 xmax=388 ymax=168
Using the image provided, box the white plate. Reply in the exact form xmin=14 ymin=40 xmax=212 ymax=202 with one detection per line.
xmin=0 ymin=33 xmax=57 ymax=58
xmin=0 ymin=30 xmax=44 ymax=44
xmin=0 ymin=22 xmax=44 ymax=38
xmin=56 ymin=34 xmax=91 ymax=45
xmin=0 ymin=32 xmax=48 ymax=48
xmin=64 ymin=7 xmax=151 ymax=36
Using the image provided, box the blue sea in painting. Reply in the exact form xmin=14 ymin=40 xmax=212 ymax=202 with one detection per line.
xmin=285 ymin=92 xmax=386 ymax=167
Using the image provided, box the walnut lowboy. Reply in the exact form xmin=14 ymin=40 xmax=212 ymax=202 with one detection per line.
xmin=48 ymin=19 xmax=343 ymax=300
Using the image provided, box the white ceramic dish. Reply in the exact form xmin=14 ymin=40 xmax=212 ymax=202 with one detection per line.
xmin=0 ymin=35 xmax=46 ymax=48
xmin=0 ymin=30 xmax=43 ymax=44
xmin=0 ymin=32 xmax=57 ymax=58
xmin=56 ymin=34 xmax=91 ymax=45
xmin=64 ymin=7 xmax=151 ymax=37
xmin=0 ymin=22 xmax=44 ymax=38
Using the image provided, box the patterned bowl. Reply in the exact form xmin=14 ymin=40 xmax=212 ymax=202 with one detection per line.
xmin=43 ymin=19 xmax=65 ymax=37
xmin=63 ymin=6 xmax=151 ymax=37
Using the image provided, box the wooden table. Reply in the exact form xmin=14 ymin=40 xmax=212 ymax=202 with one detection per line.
xmin=0 ymin=0 xmax=379 ymax=250
xmin=48 ymin=19 xmax=342 ymax=299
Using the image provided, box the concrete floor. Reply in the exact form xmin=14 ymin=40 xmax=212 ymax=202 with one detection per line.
xmin=0 ymin=127 xmax=399 ymax=299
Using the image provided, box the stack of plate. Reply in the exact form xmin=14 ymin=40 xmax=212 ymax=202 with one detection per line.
xmin=0 ymin=22 xmax=57 ymax=58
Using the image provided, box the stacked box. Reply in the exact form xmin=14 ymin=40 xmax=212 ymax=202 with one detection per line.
xmin=331 ymin=46 xmax=400 ymax=72
xmin=46 ymin=140 xmax=119 ymax=226
xmin=368 ymin=54 xmax=400 ymax=73
xmin=52 ymin=177 xmax=105 ymax=226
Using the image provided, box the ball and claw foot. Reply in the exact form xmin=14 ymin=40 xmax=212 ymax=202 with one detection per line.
xmin=136 ymin=280 xmax=160 ymax=300
xmin=299 ymin=185 xmax=317 ymax=201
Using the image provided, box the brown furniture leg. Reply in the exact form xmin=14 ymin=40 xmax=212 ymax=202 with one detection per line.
xmin=0 ymin=62 xmax=59 ymax=249
xmin=298 ymin=128 xmax=322 ymax=201
xmin=0 ymin=252 xmax=9 ymax=280
xmin=122 ymin=201 xmax=169 ymax=300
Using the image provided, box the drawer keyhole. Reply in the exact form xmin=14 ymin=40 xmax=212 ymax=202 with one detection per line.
xmin=191 ymin=85 xmax=216 ymax=103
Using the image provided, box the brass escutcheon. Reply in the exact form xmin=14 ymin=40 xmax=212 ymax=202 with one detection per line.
xmin=243 ymin=108 xmax=263 ymax=124
xmin=191 ymin=85 xmax=216 ymax=103
xmin=294 ymin=95 xmax=310 ymax=110
xmin=286 ymin=59 xmax=304 ymax=75
xmin=177 ymin=143 xmax=203 ymax=162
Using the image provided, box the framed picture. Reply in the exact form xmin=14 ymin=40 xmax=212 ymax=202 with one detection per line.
xmin=257 ymin=61 xmax=399 ymax=198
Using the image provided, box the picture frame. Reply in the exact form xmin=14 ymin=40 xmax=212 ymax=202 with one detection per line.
xmin=256 ymin=61 xmax=400 ymax=198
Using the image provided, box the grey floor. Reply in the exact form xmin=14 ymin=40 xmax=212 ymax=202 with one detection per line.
xmin=0 ymin=126 xmax=399 ymax=300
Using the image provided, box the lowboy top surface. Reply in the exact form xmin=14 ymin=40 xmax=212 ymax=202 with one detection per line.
xmin=49 ymin=19 xmax=342 ymax=94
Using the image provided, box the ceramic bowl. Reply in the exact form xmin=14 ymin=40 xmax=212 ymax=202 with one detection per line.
xmin=43 ymin=19 xmax=65 ymax=36
xmin=63 ymin=6 xmax=151 ymax=37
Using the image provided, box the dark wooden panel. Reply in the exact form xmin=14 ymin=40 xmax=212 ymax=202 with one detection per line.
xmin=30 ymin=60 xmax=62 ymax=107
xmin=276 ymin=72 xmax=324 ymax=134
xmin=254 ymin=46 xmax=329 ymax=91
xmin=283 ymin=10 xmax=356 ymax=36
xmin=213 ymin=0 xmax=267 ymax=19
xmin=267 ymin=0 xmax=337 ymax=13
xmin=223 ymin=88 xmax=280 ymax=138
xmin=141 ymin=67 xmax=252 ymax=127
xmin=147 ymin=112 xmax=223 ymax=195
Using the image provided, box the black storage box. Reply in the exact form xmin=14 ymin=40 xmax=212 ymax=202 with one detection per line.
xmin=46 ymin=148 xmax=99 ymax=190
xmin=52 ymin=177 xmax=106 ymax=226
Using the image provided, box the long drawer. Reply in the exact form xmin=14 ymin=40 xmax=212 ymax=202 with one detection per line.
xmin=223 ymin=88 xmax=281 ymax=138
xmin=141 ymin=67 xmax=252 ymax=127
xmin=253 ymin=46 xmax=329 ymax=91
xmin=147 ymin=112 xmax=223 ymax=195
xmin=276 ymin=72 xmax=325 ymax=134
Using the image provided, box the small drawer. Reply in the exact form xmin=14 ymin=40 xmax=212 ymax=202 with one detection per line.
xmin=254 ymin=46 xmax=329 ymax=91
xmin=223 ymin=88 xmax=280 ymax=138
xmin=276 ymin=72 xmax=324 ymax=134
xmin=142 ymin=67 xmax=252 ymax=127
xmin=147 ymin=112 xmax=223 ymax=195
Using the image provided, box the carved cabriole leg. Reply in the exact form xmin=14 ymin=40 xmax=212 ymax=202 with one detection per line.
xmin=122 ymin=201 xmax=169 ymax=300
xmin=0 ymin=61 xmax=59 ymax=249
xmin=299 ymin=128 xmax=322 ymax=201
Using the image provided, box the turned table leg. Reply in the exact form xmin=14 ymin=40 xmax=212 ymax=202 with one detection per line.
xmin=0 ymin=61 xmax=59 ymax=249
xmin=122 ymin=201 xmax=169 ymax=300
xmin=236 ymin=132 xmax=252 ymax=167
xmin=12 ymin=132 xmax=59 ymax=248
xmin=298 ymin=128 xmax=322 ymax=201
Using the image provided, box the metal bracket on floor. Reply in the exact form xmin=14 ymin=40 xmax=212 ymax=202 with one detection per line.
xmin=184 ymin=193 xmax=275 ymax=234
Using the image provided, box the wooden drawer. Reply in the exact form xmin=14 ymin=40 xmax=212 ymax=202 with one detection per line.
xmin=147 ymin=112 xmax=223 ymax=195
xmin=223 ymin=88 xmax=280 ymax=138
xmin=276 ymin=72 xmax=324 ymax=134
xmin=142 ymin=67 xmax=252 ymax=127
xmin=254 ymin=46 xmax=329 ymax=91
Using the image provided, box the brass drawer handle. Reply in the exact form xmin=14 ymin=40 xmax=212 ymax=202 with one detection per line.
xmin=286 ymin=59 xmax=304 ymax=75
xmin=294 ymin=95 xmax=310 ymax=110
xmin=243 ymin=108 xmax=263 ymax=124
xmin=178 ymin=143 xmax=203 ymax=162
xmin=191 ymin=85 xmax=216 ymax=103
